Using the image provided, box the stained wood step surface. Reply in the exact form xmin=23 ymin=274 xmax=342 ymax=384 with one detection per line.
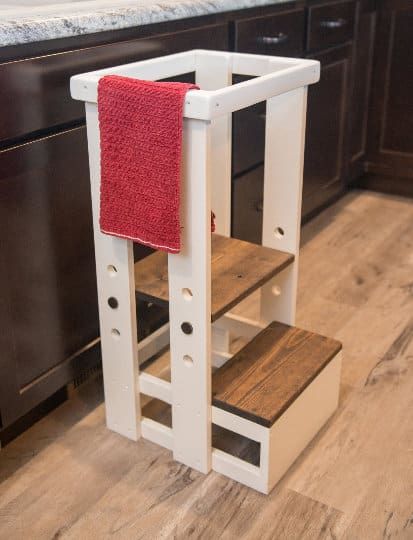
xmin=212 ymin=321 xmax=342 ymax=427
xmin=134 ymin=234 xmax=294 ymax=322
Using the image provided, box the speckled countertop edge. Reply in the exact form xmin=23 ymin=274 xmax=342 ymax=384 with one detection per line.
xmin=0 ymin=0 xmax=293 ymax=47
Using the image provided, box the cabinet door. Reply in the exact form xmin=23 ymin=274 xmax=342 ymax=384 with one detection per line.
xmin=348 ymin=0 xmax=376 ymax=181
xmin=303 ymin=44 xmax=352 ymax=218
xmin=366 ymin=0 xmax=413 ymax=191
xmin=0 ymin=127 xmax=99 ymax=428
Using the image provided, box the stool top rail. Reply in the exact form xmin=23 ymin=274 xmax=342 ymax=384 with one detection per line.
xmin=70 ymin=49 xmax=319 ymax=120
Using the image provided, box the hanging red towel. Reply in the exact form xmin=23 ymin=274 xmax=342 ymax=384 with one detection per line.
xmin=97 ymin=75 xmax=198 ymax=253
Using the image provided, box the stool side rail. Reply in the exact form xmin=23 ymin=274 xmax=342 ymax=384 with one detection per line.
xmin=70 ymin=49 xmax=320 ymax=121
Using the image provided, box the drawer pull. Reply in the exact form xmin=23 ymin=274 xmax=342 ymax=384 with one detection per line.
xmin=257 ymin=33 xmax=288 ymax=45
xmin=319 ymin=18 xmax=347 ymax=29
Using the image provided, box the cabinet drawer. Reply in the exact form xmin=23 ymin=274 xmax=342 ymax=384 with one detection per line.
xmin=234 ymin=9 xmax=305 ymax=57
xmin=232 ymin=165 xmax=264 ymax=244
xmin=307 ymin=1 xmax=356 ymax=52
xmin=0 ymin=23 xmax=228 ymax=144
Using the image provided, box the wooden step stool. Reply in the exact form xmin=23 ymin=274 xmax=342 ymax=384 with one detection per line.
xmin=70 ymin=49 xmax=342 ymax=494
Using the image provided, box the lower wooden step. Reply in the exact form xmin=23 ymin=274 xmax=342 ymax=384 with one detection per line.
xmin=212 ymin=321 xmax=342 ymax=428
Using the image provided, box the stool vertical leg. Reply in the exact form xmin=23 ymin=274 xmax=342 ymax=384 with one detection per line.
xmin=168 ymin=118 xmax=212 ymax=473
xmin=260 ymin=88 xmax=308 ymax=326
xmin=196 ymin=52 xmax=232 ymax=355
xmin=195 ymin=51 xmax=232 ymax=237
xmin=85 ymin=103 xmax=140 ymax=440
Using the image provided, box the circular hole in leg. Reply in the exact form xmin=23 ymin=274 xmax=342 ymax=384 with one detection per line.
xmin=108 ymin=297 xmax=119 ymax=309
xmin=183 ymin=355 xmax=194 ymax=367
xmin=271 ymin=285 xmax=281 ymax=297
xmin=181 ymin=322 xmax=193 ymax=335
xmin=107 ymin=265 xmax=117 ymax=276
xmin=274 ymin=227 xmax=285 ymax=239
xmin=111 ymin=328 xmax=121 ymax=339
xmin=182 ymin=288 xmax=193 ymax=301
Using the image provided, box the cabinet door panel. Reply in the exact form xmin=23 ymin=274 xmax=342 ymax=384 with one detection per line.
xmin=0 ymin=127 xmax=98 ymax=426
xmin=303 ymin=45 xmax=351 ymax=217
xmin=232 ymin=165 xmax=264 ymax=244
xmin=366 ymin=0 xmax=413 ymax=190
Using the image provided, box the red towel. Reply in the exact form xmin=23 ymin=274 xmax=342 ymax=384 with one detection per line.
xmin=97 ymin=75 xmax=198 ymax=253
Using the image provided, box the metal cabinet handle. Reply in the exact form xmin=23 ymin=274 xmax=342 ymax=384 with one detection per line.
xmin=319 ymin=18 xmax=347 ymax=29
xmin=257 ymin=33 xmax=288 ymax=45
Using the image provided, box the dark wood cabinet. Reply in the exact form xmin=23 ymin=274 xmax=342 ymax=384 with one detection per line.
xmin=307 ymin=0 xmax=355 ymax=52
xmin=0 ymin=22 xmax=228 ymax=434
xmin=232 ymin=8 xmax=306 ymax=177
xmin=234 ymin=8 xmax=305 ymax=56
xmin=0 ymin=127 xmax=99 ymax=427
xmin=364 ymin=0 xmax=413 ymax=195
xmin=232 ymin=7 xmax=306 ymax=240
xmin=232 ymin=1 xmax=356 ymax=223
xmin=303 ymin=44 xmax=352 ymax=217
xmin=347 ymin=0 xmax=376 ymax=182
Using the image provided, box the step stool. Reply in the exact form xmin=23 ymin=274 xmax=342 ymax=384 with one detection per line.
xmin=70 ymin=50 xmax=342 ymax=494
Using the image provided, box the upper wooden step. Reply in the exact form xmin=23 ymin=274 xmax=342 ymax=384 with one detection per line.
xmin=134 ymin=234 xmax=294 ymax=322
xmin=212 ymin=321 xmax=342 ymax=428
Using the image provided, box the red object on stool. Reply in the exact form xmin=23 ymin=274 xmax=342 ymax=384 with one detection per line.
xmin=98 ymin=75 xmax=198 ymax=253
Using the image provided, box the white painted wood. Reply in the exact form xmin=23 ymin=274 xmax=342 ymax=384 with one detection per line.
xmin=141 ymin=417 xmax=173 ymax=450
xmin=212 ymin=354 xmax=341 ymax=494
xmin=258 ymin=429 xmax=271 ymax=494
xmin=85 ymin=103 xmax=140 ymax=440
xmin=212 ymin=449 xmax=265 ymax=492
xmin=195 ymin=50 xmax=232 ymax=237
xmin=77 ymin=51 xmax=330 ymax=495
xmin=266 ymin=352 xmax=342 ymax=492
xmin=137 ymin=322 xmax=170 ymax=366
xmin=167 ymin=118 xmax=212 ymax=474
xmin=211 ymin=350 xmax=232 ymax=369
xmin=71 ymin=51 xmax=197 ymax=102
xmin=260 ymin=88 xmax=308 ymax=326
xmin=232 ymin=52 xmax=300 ymax=76
xmin=71 ymin=50 xmax=320 ymax=121
xmin=138 ymin=373 xmax=172 ymax=404
xmin=215 ymin=312 xmax=266 ymax=340
xmin=212 ymin=406 xmax=266 ymax=443
xmin=212 ymin=325 xmax=231 ymax=361
xmin=196 ymin=51 xmax=233 ymax=354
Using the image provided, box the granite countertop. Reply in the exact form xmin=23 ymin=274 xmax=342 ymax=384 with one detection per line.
xmin=0 ymin=0 xmax=292 ymax=47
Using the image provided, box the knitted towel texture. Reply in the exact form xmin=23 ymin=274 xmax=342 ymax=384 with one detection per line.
xmin=98 ymin=75 xmax=198 ymax=253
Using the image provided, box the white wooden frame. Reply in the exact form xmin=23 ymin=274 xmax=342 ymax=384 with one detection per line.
xmin=71 ymin=50 xmax=335 ymax=494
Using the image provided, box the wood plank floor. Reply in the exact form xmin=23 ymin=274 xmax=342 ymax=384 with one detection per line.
xmin=1 ymin=190 xmax=413 ymax=540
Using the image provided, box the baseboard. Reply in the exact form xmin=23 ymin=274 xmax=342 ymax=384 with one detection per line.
xmin=353 ymin=173 xmax=413 ymax=199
